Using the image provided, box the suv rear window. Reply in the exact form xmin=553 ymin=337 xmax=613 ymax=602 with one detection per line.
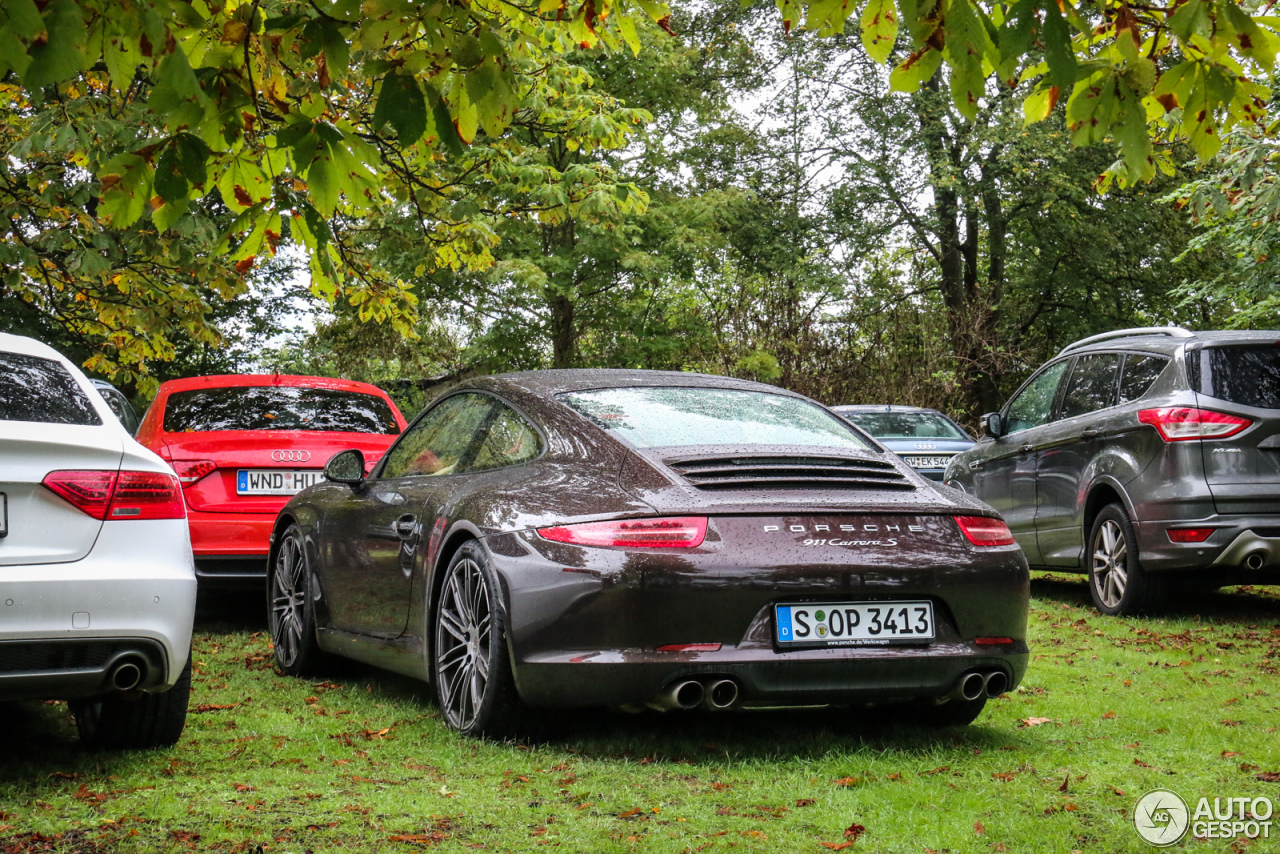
xmin=560 ymin=387 xmax=873 ymax=451
xmin=164 ymin=386 xmax=401 ymax=434
xmin=0 ymin=353 xmax=102 ymax=425
xmin=1195 ymin=345 xmax=1280 ymax=409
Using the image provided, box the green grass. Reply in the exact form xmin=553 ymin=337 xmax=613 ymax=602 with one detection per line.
xmin=2 ymin=574 xmax=1278 ymax=853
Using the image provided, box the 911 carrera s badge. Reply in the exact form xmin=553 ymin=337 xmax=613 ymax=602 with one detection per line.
xmin=764 ymin=521 xmax=925 ymax=547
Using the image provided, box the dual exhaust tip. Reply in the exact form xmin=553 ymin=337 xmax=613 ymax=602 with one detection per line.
xmin=647 ymin=677 xmax=739 ymax=712
xmin=955 ymin=669 xmax=1008 ymax=702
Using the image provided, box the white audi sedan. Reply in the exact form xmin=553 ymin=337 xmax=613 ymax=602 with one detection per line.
xmin=0 ymin=333 xmax=196 ymax=749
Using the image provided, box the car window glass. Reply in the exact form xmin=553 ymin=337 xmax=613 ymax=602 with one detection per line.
xmin=468 ymin=403 xmax=542 ymax=472
xmin=840 ymin=412 xmax=969 ymax=440
xmin=1058 ymin=354 xmax=1121 ymax=419
xmin=380 ymin=393 xmax=498 ymax=478
xmin=0 ymin=352 xmax=102 ymax=425
xmin=164 ymin=386 xmax=400 ymax=434
xmin=1004 ymin=361 xmax=1069 ymax=434
xmin=1199 ymin=345 xmax=1280 ymax=408
xmin=559 ymin=387 xmax=872 ymax=451
xmin=1118 ymin=354 xmax=1169 ymax=403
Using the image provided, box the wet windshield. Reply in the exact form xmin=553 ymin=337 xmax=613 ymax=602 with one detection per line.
xmin=559 ymin=387 xmax=872 ymax=451
xmin=839 ymin=411 xmax=969 ymax=441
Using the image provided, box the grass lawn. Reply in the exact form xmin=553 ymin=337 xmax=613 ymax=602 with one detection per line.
xmin=2 ymin=573 xmax=1278 ymax=853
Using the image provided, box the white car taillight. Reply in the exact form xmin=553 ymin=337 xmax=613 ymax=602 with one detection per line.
xmin=42 ymin=470 xmax=185 ymax=520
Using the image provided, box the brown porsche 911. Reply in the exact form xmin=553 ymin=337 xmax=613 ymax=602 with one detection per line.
xmin=268 ymin=370 xmax=1029 ymax=736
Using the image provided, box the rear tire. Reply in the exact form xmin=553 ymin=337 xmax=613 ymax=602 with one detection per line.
xmin=1088 ymin=503 xmax=1159 ymax=616
xmin=73 ymin=655 xmax=191 ymax=750
xmin=432 ymin=542 xmax=522 ymax=737
xmin=269 ymin=523 xmax=327 ymax=676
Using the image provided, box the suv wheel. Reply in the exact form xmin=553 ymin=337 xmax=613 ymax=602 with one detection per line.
xmin=1089 ymin=503 xmax=1158 ymax=616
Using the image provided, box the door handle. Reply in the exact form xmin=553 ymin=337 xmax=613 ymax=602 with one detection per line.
xmin=394 ymin=515 xmax=417 ymax=539
xmin=1080 ymin=429 xmax=1099 ymax=440
xmin=969 ymin=460 xmax=982 ymax=470
xmin=1019 ymin=444 xmax=1034 ymax=454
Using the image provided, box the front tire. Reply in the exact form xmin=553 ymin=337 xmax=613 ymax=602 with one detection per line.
xmin=1088 ymin=503 xmax=1158 ymax=616
xmin=269 ymin=523 xmax=327 ymax=676
xmin=72 ymin=655 xmax=191 ymax=750
xmin=432 ymin=542 xmax=521 ymax=737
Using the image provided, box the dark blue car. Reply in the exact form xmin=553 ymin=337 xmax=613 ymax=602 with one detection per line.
xmin=832 ymin=405 xmax=975 ymax=482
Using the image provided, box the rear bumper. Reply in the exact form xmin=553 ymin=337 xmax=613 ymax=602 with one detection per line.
xmin=514 ymin=641 xmax=1028 ymax=708
xmin=0 ymin=520 xmax=196 ymax=700
xmin=187 ymin=509 xmax=274 ymax=558
xmin=1136 ymin=512 xmax=1280 ymax=579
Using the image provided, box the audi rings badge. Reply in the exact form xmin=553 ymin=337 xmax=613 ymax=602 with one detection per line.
xmin=271 ymin=449 xmax=312 ymax=462
xmin=914 ymin=442 xmax=937 ymax=451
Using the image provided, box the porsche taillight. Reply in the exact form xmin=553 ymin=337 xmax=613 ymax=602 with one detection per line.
xmin=537 ymin=517 xmax=708 ymax=548
xmin=1137 ymin=407 xmax=1251 ymax=441
xmin=42 ymin=470 xmax=185 ymax=521
xmin=954 ymin=515 xmax=1015 ymax=546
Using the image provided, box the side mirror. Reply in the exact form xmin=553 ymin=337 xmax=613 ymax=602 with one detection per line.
xmin=324 ymin=449 xmax=367 ymax=485
xmin=981 ymin=412 xmax=1004 ymax=438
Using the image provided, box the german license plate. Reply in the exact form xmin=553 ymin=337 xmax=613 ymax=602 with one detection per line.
xmin=0 ymin=492 xmax=7 ymax=538
xmin=904 ymin=455 xmax=952 ymax=469
xmin=236 ymin=469 xmax=323 ymax=496
xmin=775 ymin=601 xmax=935 ymax=646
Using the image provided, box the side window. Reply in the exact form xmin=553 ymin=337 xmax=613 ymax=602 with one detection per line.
xmin=468 ymin=403 xmax=542 ymax=472
xmin=1005 ymin=361 xmax=1069 ymax=434
xmin=380 ymin=393 xmax=497 ymax=479
xmin=1058 ymin=353 xmax=1121 ymax=419
xmin=1118 ymin=354 xmax=1170 ymax=403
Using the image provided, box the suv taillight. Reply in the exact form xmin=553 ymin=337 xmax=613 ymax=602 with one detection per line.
xmin=1137 ymin=407 xmax=1251 ymax=441
xmin=42 ymin=470 xmax=185 ymax=520
xmin=538 ymin=517 xmax=708 ymax=548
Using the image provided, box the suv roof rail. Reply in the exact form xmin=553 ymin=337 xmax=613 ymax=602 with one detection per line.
xmin=1056 ymin=326 xmax=1195 ymax=357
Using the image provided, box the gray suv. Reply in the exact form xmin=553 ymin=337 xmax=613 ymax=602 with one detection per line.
xmin=944 ymin=327 xmax=1280 ymax=615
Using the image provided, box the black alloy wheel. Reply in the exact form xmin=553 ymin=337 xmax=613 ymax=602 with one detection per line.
xmin=432 ymin=541 xmax=520 ymax=736
xmin=1088 ymin=503 xmax=1156 ymax=616
xmin=269 ymin=523 xmax=325 ymax=676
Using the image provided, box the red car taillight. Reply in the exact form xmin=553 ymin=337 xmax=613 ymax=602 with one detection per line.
xmin=1167 ymin=527 xmax=1215 ymax=543
xmin=1138 ymin=407 xmax=1251 ymax=441
xmin=537 ymin=517 xmax=708 ymax=548
xmin=954 ymin=515 xmax=1015 ymax=546
xmin=42 ymin=470 xmax=185 ymax=521
xmin=172 ymin=459 xmax=217 ymax=486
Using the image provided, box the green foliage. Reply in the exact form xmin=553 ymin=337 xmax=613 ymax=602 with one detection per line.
xmin=1164 ymin=127 xmax=1280 ymax=328
xmin=786 ymin=0 xmax=1280 ymax=187
xmin=0 ymin=0 xmax=668 ymax=380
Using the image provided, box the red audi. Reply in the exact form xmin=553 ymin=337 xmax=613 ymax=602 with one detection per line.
xmin=137 ymin=375 xmax=407 ymax=583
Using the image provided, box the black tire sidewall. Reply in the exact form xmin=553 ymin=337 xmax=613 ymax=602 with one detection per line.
xmin=432 ymin=541 xmax=518 ymax=736
xmin=1088 ymin=504 xmax=1146 ymax=616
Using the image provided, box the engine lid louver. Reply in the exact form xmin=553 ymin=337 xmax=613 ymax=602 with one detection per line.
xmin=667 ymin=456 xmax=915 ymax=492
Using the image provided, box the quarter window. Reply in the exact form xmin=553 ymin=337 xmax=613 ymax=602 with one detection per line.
xmin=1118 ymin=354 xmax=1169 ymax=403
xmin=380 ymin=393 xmax=541 ymax=479
xmin=1058 ymin=354 xmax=1121 ymax=419
xmin=1004 ymin=361 xmax=1069 ymax=434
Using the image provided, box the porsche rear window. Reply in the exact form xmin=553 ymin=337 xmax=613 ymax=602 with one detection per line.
xmin=0 ymin=352 xmax=102 ymax=425
xmin=560 ymin=387 xmax=873 ymax=451
xmin=164 ymin=386 xmax=401 ymax=434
